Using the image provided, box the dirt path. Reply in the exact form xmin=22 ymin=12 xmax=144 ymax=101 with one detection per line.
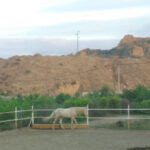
xmin=0 ymin=128 xmax=150 ymax=150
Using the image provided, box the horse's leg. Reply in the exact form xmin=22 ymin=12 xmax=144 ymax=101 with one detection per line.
xmin=71 ymin=117 xmax=77 ymax=129
xmin=59 ymin=118 xmax=64 ymax=129
xmin=52 ymin=118 xmax=58 ymax=130
xmin=71 ymin=118 xmax=74 ymax=129
xmin=73 ymin=118 xmax=78 ymax=124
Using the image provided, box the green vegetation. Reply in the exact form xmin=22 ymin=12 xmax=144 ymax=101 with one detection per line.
xmin=0 ymin=85 xmax=150 ymax=130
xmin=85 ymin=45 xmax=132 ymax=58
xmin=122 ymin=85 xmax=150 ymax=108
xmin=0 ymin=85 xmax=150 ymax=112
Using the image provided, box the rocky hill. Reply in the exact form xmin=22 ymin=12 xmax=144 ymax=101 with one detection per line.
xmin=0 ymin=35 xmax=150 ymax=96
xmin=79 ymin=34 xmax=150 ymax=58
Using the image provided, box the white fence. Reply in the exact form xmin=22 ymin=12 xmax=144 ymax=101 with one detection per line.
xmin=0 ymin=107 xmax=32 ymax=129
xmin=0 ymin=105 xmax=150 ymax=130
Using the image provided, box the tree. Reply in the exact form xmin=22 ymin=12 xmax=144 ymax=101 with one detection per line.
xmin=99 ymin=86 xmax=114 ymax=96
xmin=55 ymin=93 xmax=71 ymax=105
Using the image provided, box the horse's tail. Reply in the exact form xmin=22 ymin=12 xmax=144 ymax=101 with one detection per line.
xmin=42 ymin=111 xmax=54 ymax=122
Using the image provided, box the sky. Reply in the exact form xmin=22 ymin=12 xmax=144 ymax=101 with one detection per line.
xmin=0 ymin=0 xmax=150 ymax=58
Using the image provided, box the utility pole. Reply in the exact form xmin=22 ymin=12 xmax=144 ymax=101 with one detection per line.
xmin=77 ymin=30 xmax=80 ymax=52
xmin=117 ymin=65 xmax=121 ymax=93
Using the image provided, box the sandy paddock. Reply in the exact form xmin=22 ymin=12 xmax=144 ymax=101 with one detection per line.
xmin=0 ymin=128 xmax=150 ymax=150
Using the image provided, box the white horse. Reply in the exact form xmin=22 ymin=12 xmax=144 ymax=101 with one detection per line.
xmin=43 ymin=107 xmax=88 ymax=129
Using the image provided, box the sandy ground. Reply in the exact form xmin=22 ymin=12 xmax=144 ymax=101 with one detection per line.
xmin=0 ymin=128 xmax=150 ymax=150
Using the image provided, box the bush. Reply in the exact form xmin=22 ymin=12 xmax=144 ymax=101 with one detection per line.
xmin=98 ymin=96 xmax=121 ymax=108
xmin=55 ymin=93 xmax=71 ymax=105
xmin=99 ymin=86 xmax=114 ymax=96
xmin=122 ymin=85 xmax=150 ymax=105
xmin=64 ymin=97 xmax=89 ymax=107
xmin=140 ymin=100 xmax=150 ymax=108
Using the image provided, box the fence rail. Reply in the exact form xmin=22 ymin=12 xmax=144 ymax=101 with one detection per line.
xmin=0 ymin=105 xmax=150 ymax=130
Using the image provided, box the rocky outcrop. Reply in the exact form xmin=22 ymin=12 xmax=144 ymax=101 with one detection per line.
xmin=131 ymin=46 xmax=144 ymax=57
xmin=78 ymin=35 xmax=150 ymax=58
xmin=56 ymin=81 xmax=80 ymax=95
xmin=119 ymin=34 xmax=135 ymax=46
xmin=116 ymin=34 xmax=150 ymax=57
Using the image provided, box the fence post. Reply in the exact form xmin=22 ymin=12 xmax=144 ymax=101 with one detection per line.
xmin=31 ymin=106 xmax=34 ymax=125
xmin=127 ymin=104 xmax=130 ymax=129
xmin=15 ymin=107 xmax=18 ymax=129
xmin=86 ymin=105 xmax=89 ymax=126
xmin=20 ymin=108 xmax=23 ymax=128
